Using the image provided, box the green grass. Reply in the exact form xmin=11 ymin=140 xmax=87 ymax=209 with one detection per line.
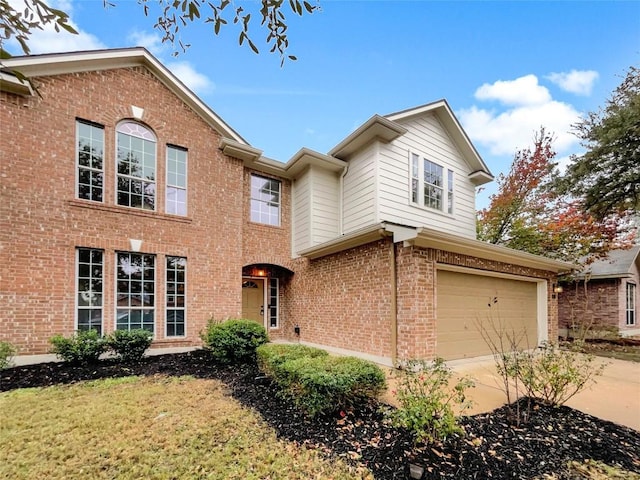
xmin=0 ymin=375 xmax=373 ymax=480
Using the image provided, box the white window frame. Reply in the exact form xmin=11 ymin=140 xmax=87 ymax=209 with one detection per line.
xmin=166 ymin=256 xmax=187 ymax=337
xmin=627 ymin=282 xmax=636 ymax=326
xmin=76 ymin=119 xmax=104 ymax=202
xmin=115 ymin=252 xmax=156 ymax=334
xmin=75 ymin=248 xmax=104 ymax=334
xmin=166 ymin=145 xmax=188 ymax=216
xmin=116 ymin=122 xmax=157 ymax=211
xmin=409 ymin=152 xmax=454 ymax=214
xmin=250 ymin=174 xmax=281 ymax=226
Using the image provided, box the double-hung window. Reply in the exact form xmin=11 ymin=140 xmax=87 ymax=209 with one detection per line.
xmin=410 ymin=152 xmax=454 ymax=213
xmin=116 ymin=252 xmax=155 ymax=333
xmin=166 ymin=256 xmax=186 ymax=337
xmin=116 ymin=122 xmax=156 ymax=210
xmin=76 ymin=248 xmax=103 ymax=334
xmin=250 ymin=174 xmax=281 ymax=226
xmin=166 ymin=146 xmax=187 ymax=215
xmin=76 ymin=120 xmax=104 ymax=202
xmin=627 ymin=282 xmax=636 ymax=326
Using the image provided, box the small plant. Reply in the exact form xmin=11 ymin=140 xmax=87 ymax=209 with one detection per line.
xmin=107 ymin=329 xmax=153 ymax=362
xmin=0 ymin=340 xmax=17 ymax=369
xmin=50 ymin=330 xmax=108 ymax=365
xmin=388 ymin=358 xmax=474 ymax=445
xmin=256 ymin=343 xmax=328 ymax=377
xmin=200 ymin=318 xmax=268 ymax=364
xmin=514 ymin=341 xmax=607 ymax=406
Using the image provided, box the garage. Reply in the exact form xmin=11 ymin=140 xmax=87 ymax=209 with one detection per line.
xmin=436 ymin=269 xmax=541 ymax=360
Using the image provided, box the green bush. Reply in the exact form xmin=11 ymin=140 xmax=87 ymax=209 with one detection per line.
xmin=259 ymin=349 xmax=386 ymax=417
xmin=50 ymin=330 xmax=108 ymax=365
xmin=388 ymin=358 xmax=474 ymax=444
xmin=508 ymin=342 xmax=607 ymax=406
xmin=256 ymin=343 xmax=328 ymax=378
xmin=0 ymin=340 xmax=17 ymax=370
xmin=107 ymin=329 xmax=153 ymax=362
xmin=200 ymin=319 xmax=268 ymax=364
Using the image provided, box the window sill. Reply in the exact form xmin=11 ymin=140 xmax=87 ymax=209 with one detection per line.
xmin=68 ymin=199 xmax=193 ymax=224
xmin=248 ymin=220 xmax=283 ymax=230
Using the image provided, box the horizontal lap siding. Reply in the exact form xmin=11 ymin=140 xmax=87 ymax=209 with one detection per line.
xmin=292 ymin=172 xmax=311 ymax=254
xmin=342 ymin=144 xmax=377 ymax=233
xmin=378 ymin=114 xmax=477 ymax=238
xmin=309 ymin=167 xmax=340 ymax=245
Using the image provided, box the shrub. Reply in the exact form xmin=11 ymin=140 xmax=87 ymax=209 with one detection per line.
xmin=256 ymin=343 xmax=328 ymax=377
xmin=0 ymin=340 xmax=17 ymax=370
xmin=261 ymin=351 xmax=386 ymax=417
xmin=50 ymin=330 xmax=107 ymax=365
xmin=107 ymin=329 xmax=153 ymax=362
xmin=510 ymin=342 xmax=607 ymax=406
xmin=388 ymin=358 xmax=474 ymax=445
xmin=200 ymin=319 xmax=268 ymax=364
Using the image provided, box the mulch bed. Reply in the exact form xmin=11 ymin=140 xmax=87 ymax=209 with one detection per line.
xmin=2 ymin=350 xmax=639 ymax=479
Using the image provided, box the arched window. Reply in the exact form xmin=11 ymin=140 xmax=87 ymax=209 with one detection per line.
xmin=116 ymin=121 xmax=156 ymax=210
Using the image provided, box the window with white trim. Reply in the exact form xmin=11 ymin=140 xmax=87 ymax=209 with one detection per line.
xmin=117 ymin=122 xmax=156 ymax=210
xmin=166 ymin=256 xmax=186 ymax=337
xmin=76 ymin=248 xmax=103 ymax=334
xmin=166 ymin=146 xmax=187 ymax=216
xmin=116 ymin=252 xmax=155 ymax=332
xmin=627 ymin=282 xmax=636 ymax=326
xmin=76 ymin=120 xmax=104 ymax=202
xmin=409 ymin=152 xmax=454 ymax=213
xmin=250 ymin=174 xmax=281 ymax=226
xmin=268 ymin=278 xmax=279 ymax=328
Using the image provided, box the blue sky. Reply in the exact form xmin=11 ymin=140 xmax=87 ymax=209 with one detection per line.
xmin=7 ymin=0 xmax=640 ymax=208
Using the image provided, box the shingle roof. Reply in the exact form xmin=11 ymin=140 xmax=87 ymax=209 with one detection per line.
xmin=578 ymin=245 xmax=640 ymax=279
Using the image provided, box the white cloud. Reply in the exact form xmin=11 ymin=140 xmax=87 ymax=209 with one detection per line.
xmin=166 ymin=61 xmax=215 ymax=94
xmin=459 ymin=100 xmax=581 ymax=156
xmin=475 ymin=74 xmax=552 ymax=106
xmin=127 ymin=30 xmax=166 ymax=56
xmin=547 ymin=70 xmax=599 ymax=95
xmin=6 ymin=0 xmax=105 ymax=54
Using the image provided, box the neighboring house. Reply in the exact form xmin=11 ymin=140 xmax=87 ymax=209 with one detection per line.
xmin=558 ymin=246 xmax=640 ymax=338
xmin=0 ymin=48 xmax=573 ymax=364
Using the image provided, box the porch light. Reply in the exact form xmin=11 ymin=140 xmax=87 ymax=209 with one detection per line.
xmin=553 ymin=285 xmax=563 ymax=294
xmin=255 ymin=269 xmax=266 ymax=277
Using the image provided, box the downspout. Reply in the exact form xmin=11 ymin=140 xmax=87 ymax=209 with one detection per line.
xmin=390 ymin=240 xmax=398 ymax=367
xmin=339 ymin=165 xmax=349 ymax=235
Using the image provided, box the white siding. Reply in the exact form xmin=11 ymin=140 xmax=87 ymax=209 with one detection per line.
xmin=292 ymin=171 xmax=311 ymax=255
xmin=377 ymin=113 xmax=478 ymax=238
xmin=309 ymin=166 xmax=341 ymax=245
xmin=292 ymin=166 xmax=341 ymax=255
xmin=342 ymin=143 xmax=378 ymax=234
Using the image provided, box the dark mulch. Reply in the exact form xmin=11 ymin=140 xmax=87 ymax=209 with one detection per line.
xmin=2 ymin=350 xmax=639 ymax=479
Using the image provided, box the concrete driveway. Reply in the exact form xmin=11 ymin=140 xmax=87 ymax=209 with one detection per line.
xmin=451 ymin=356 xmax=640 ymax=431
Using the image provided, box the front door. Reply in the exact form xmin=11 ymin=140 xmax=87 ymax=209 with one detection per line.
xmin=242 ymin=279 xmax=264 ymax=325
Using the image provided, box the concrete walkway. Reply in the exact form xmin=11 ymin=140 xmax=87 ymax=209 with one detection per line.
xmin=451 ymin=356 xmax=640 ymax=431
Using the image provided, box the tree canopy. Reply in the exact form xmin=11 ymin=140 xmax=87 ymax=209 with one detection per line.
xmin=559 ymin=65 xmax=640 ymax=219
xmin=0 ymin=0 xmax=319 ymax=63
xmin=477 ymin=128 xmax=635 ymax=264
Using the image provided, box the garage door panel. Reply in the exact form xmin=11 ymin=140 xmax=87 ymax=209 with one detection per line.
xmin=437 ymin=270 xmax=538 ymax=360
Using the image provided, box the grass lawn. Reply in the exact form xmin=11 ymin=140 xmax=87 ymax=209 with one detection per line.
xmin=0 ymin=375 xmax=372 ymax=480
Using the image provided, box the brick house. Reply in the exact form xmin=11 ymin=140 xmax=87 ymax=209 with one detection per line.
xmin=1 ymin=48 xmax=573 ymax=364
xmin=558 ymin=246 xmax=639 ymax=338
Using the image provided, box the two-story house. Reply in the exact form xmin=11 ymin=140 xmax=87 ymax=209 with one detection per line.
xmin=1 ymin=48 xmax=573 ymax=364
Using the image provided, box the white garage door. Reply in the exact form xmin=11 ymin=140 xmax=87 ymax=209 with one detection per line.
xmin=436 ymin=269 xmax=539 ymax=361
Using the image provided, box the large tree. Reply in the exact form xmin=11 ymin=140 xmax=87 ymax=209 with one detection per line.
xmin=559 ymin=65 xmax=640 ymax=219
xmin=0 ymin=0 xmax=319 ymax=63
xmin=477 ymin=128 xmax=635 ymax=263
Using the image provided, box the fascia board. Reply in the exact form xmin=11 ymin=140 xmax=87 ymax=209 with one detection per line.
xmin=0 ymin=72 xmax=33 ymax=95
xmin=284 ymin=148 xmax=348 ymax=178
xmin=328 ymin=115 xmax=407 ymax=159
xmin=297 ymin=224 xmax=389 ymax=259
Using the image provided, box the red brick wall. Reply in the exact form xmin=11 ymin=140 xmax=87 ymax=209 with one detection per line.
xmin=1 ymin=67 xmax=244 ymax=354
xmin=558 ymin=279 xmax=621 ymax=333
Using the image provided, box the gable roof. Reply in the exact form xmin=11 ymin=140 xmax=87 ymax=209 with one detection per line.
xmin=0 ymin=47 xmax=246 ymax=144
xmin=576 ymin=246 xmax=640 ymax=280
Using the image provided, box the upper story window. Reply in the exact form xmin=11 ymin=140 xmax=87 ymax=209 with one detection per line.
xmin=117 ymin=122 xmax=156 ymax=210
xmin=166 ymin=145 xmax=187 ymax=216
xmin=410 ymin=152 xmax=454 ymax=213
xmin=250 ymin=174 xmax=281 ymax=226
xmin=627 ymin=282 xmax=636 ymax=326
xmin=76 ymin=120 xmax=104 ymax=202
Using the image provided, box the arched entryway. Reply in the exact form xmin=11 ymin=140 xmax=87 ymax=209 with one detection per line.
xmin=242 ymin=264 xmax=293 ymax=330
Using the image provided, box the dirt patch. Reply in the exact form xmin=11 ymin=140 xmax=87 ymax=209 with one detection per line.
xmin=2 ymin=351 xmax=639 ymax=480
